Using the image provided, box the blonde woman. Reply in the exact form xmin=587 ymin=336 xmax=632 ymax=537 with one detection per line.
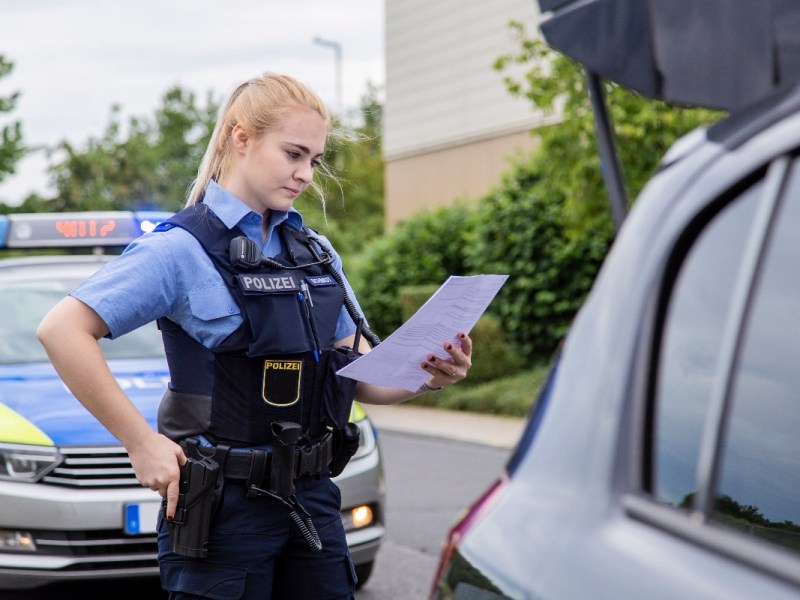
xmin=38 ymin=73 xmax=472 ymax=599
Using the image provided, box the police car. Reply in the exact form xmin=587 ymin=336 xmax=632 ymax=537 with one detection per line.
xmin=0 ymin=212 xmax=384 ymax=590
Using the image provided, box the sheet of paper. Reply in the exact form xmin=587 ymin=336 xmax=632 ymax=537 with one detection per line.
xmin=337 ymin=274 xmax=509 ymax=392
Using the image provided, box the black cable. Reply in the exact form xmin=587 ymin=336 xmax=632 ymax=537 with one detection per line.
xmin=302 ymin=233 xmax=382 ymax=348
xmin=289 ymin=510 xmax=323 ymax=552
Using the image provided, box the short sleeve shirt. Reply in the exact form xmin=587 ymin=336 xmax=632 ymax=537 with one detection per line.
xmin=71 ymin=181 xmax=363 ymax=348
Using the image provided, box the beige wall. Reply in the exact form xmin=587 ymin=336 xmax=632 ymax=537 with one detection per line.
xmin=385 ymin=129 xmax=539 ymax=227
xmin=383 ymin=0 xmax=544 ymax=228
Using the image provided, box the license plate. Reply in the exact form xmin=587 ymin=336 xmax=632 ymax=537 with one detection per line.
xmin=124 ymin=500 xmax=161 ymax=535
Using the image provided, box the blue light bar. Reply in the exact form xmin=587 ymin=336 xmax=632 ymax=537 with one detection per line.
xmin=0 ymin=217 xmax=9 ymax=249
xmin=0 ymin=211 xmax=172 ymax=250
xmin=135 ymin=211 xmax=173 ymax=234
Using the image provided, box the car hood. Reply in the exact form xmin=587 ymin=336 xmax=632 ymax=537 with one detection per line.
xmin=0 ymin=359 xmax=168 ymax=447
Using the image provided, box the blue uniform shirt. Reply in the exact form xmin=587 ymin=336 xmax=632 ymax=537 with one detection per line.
xmin=71 ymin=181 xmax=362 ymax=348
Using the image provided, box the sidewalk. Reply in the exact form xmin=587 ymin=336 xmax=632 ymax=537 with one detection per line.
xmin=362 ymin=403 xmax=526 ymax=449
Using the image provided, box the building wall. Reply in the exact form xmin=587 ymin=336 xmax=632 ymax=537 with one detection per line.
xmin=384 ymin=0 xmax=544 ymax=226
xmin=386 ymin=130 xmax=539 ymax=225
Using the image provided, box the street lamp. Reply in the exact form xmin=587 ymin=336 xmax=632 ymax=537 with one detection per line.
xmin=313 ymin=36 xmax=343 ymax=117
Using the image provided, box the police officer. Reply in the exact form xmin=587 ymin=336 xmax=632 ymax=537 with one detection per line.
xmin=37 ymin=73 xmax=473 ymax=599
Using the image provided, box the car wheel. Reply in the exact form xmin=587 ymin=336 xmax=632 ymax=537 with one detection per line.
xmin=355 ymin=560 xmax=374 ymax=589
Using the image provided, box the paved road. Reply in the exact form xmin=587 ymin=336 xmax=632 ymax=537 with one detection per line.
xmin=356 ymin=430 xmax=513 ymax=599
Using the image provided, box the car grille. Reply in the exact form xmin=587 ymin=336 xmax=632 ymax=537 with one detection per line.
xmin=29 ymin=528 xmax=157 ymax=571
xmin=44 ymin=446 xmax=139 ymax=488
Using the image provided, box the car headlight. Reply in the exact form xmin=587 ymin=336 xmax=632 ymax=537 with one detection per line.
xmin=349 ymin=404 xmax=377 ymax=461
xmin=0 ymin=443 xmax=63 ymax=482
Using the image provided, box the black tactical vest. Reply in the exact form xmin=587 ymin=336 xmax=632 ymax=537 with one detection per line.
xmin=155 ymin=204 xmax=359 ymax=446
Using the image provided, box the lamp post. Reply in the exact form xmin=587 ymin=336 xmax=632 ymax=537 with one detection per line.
xmin=313 ymin=36 xmax=343 ymax=117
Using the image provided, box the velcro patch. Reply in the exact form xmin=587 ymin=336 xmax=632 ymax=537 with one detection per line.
xmin=305 ymin=275 xmax=336 ymax=287
xmin=262 ymin=360 xmax=302 ymax=406
xmin=239 ymin=274 xmax=300 ymax=294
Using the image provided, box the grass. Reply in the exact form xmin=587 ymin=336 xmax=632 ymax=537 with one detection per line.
xmin=408 ymin=365 xmax=549 ymax=418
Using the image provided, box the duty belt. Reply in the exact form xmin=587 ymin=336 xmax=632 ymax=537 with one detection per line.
xmin=173 ymin=429 xmax=331 ymax=555
xmin=181 ymin=433 xmax=334 ymax=489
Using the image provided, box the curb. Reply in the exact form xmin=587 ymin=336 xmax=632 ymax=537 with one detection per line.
xmin=362 ymin=403 xmax=526 ymax=450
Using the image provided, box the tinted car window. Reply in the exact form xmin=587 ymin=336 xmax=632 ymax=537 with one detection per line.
xmin=652 ymin=181 xmax=760 ymax=508
xmin=0 ymin=278 xmax=163 ymax=364
xmin=712 ymin=164 xmax=800 ymax=552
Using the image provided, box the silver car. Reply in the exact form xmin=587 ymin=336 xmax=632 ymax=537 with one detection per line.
xmin=431 ymin=8 xmax=800 ymax=598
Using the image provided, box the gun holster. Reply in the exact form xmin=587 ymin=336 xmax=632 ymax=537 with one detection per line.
xmin=168 ymin=443 xmax=227 ymax=559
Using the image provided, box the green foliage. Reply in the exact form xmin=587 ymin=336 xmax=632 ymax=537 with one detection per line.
xmin=398 ymin=284 xmax=439 ymax=322
xmin=398 ymin=284 xmax=523 ymax=384
xmin=45 ymin=87 xmax=219 ymax=212
xmin=293 ymin=83 xmax=385 ymax=257
xmin=353 ymin=203 xmax=476 ymax=338
xmin=467 ymin=157 xmax=612 ymax=362
xmin=0 ymin=55 xmax=25 ymax=185
xmin=464 ymin=314 xmax=524 ymax=384
xmin=409 ymin=366 xmax=547 ymax=417
xmin=494 ymin=21 xmax=724 ymax=235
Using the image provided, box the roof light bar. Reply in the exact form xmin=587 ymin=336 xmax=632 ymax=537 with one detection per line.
xmin=0 ymin=211 xmax=172 ymax=250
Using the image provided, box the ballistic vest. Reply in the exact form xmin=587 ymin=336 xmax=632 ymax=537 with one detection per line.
xmin=155 ymin=204 xmax=359 ymax=446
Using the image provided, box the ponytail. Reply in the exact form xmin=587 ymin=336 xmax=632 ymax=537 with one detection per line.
xmin=186 ymin=73 xmax=331 ymax=207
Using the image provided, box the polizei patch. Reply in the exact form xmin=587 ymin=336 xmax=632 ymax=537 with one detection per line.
xmin=305 ymin=274 xmax=336 ymax=287
xmin=262 ymin=359 xmax=302 ymax=406
xmin=239 ymin=274 xmax=300 ymax=294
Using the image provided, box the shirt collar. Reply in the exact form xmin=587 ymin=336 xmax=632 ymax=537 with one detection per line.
xmin=203 ymin=180 xmax=304 ymax=232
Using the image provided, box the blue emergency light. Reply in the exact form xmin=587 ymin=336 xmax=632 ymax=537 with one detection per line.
xmin=0 ymin=211 xmax=172 ymax=249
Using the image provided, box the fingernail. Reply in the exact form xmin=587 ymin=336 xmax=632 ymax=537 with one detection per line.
xmin=445 ymin=343 xmax=452 ymax=350
xmin=458 ymin=333 xmax=466 ymax=339
xmin=429 ymin=355 xmax=436 ymax=362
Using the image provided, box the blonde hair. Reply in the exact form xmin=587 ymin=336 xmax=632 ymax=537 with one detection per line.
xmin=186 ymin=73 xmax=333 ymax=207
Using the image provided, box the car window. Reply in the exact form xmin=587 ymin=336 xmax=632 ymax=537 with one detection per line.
xmin=0 ymin=279 xmax=164 ymax=364
xmin=652 ymin=181 xmax=760 ymax=509
xmin=712 ymin=165 xmax=800 ymax=552
xmin=653 ymin=156 xmax=800 ymax=559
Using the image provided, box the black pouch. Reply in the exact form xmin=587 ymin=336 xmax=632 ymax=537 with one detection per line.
xmin=319 ymin=346 xmax=362 ymax=429
xmin=329 ymin=422 xmax=361 ymax=477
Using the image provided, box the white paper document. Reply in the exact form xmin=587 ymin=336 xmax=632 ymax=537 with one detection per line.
xmin=337 ymin=274 xmax=509 ymax=392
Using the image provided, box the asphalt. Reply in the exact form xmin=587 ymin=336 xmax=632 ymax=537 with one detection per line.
xmin=361 ymin=403 xmax=527 ymax=449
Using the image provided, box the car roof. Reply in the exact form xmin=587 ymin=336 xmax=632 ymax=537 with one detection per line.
xmin=0 ymin=254 xmax=113 ymax=283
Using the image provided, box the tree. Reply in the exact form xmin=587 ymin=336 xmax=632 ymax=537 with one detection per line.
xmin=293 ymin=83 xmax=385 ymax=257
xmin=494 ymin=21 xmax=723 ymax=236
xmin=466 ymin=157 xmax=609 ymax=362
xmin=0 ymin=55 xmax=25 ymax=185
xmin=46 ymin=86 xmax=219 ymax=212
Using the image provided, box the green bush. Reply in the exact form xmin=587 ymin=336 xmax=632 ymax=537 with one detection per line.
xmin=409 ymin=367 xmax=547 ymax=417
xmin=467 ymin=157 xmax=612 ymax=363
xmin=349 ymin=156 xmax=610 ymax=366
xmin=354 ymin=204 xmax=476 ymax=338
xmin=398 ymin=284 xmax=439 ymax=322
xmin=398 ymin=285 xmax=522 ymax=385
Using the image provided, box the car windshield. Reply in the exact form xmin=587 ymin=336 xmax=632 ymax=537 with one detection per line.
xmin=0 ymin=279 xmax=164 ymax=364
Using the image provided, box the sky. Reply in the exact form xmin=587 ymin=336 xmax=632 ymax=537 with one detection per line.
xmin=0 ymin=0 xmax=385 ymax=205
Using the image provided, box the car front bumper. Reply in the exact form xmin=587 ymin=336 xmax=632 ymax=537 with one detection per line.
xmin=0 ymin=442 xmax=385 ymax=590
